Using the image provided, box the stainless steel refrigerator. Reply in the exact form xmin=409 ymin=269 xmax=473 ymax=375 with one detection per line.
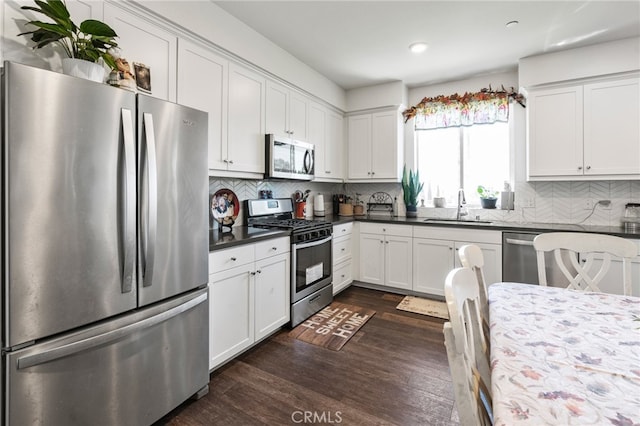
xmin=1 ymin=62 xmax=209 ymax=425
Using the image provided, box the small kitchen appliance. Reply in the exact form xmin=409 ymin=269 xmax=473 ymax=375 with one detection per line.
xmin=622 ymin=203 xmax=640 ymax=231
xmin=245 ymin=198 xmax=333 ymax=327
xmin=265 ymin=134 xmax=315 ymax=180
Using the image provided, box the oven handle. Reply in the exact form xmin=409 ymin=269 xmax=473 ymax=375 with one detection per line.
xmin=293 ymin=235 xmax=332 ymax=250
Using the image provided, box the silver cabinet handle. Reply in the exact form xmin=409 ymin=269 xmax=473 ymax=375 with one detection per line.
xmin=578 ymin=166 xmax=583 ymax=170
xmin=341 ymin=248 xmax=346 ymax=252
xmin=142 ymin=113 xmax=158 ymax=288
xmin=17 ymin=292 xmax=207 ymax=369
xmin=272 ymin=247 xmax=278 ymax=251
xmin=586 ymin=165 xmax=591 ymax=170
xmin=121 ymin=108 xmax=136 ymax=294
xmin=228 ymin=160 xmax=234 ymax=164
xmin=256 ymin=270 xmax=262 ymax=274
xmin=326 ymin=171 xmax=331 ymax=174
xmin=230 ymin=257 xmax=237 ymax=261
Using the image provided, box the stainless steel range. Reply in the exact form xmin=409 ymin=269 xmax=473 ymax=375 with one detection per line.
xmin=246 ymin=198 xmax=333 ymax=326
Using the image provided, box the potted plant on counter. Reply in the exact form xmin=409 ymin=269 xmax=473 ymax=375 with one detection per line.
xmin=402 ymin=165 xmax=424 ymax=218
xmin=477 ymin=185 xmax=499 ymax=209
xmin=19 ymin=0 xmax=119 ymax=82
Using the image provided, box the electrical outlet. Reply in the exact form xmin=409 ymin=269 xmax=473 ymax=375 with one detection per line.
xmin=584 ymin=199 xmax=594 ymax=210
xmin=521 ymin=197 xmax=535 ymax=208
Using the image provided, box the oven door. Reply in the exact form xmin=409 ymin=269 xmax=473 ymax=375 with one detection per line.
xmin=291 ymin=235 xmax=332 ymax=302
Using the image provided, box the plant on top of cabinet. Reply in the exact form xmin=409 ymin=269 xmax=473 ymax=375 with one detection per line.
xmin=20 ymin=0 xmax=119 ymax=80
xmin=402 ymin=165 xmax=424 ymax=218
xmin=477 ymin=185 xmax=498 ymax=209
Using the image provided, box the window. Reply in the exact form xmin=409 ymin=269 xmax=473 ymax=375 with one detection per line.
xmin=416 ymin=122 xmax=510 ymax=206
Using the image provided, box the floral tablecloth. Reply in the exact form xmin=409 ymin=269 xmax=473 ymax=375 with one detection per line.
xmin=489 ymin=282 xmax=640 ymax=426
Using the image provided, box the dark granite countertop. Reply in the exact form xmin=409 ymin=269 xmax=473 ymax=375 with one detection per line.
xmin=355 ymin=215 xmax=640 ymax=238
xmin=209 ymin=227 xmax=290 ymax=252
xmin=210 ymin=215 xmax=640 ymax=252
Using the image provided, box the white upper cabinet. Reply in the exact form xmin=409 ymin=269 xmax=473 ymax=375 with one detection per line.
xmin=228 ymin=63 xmax=266 ymax=174
xmin=347 ymin=108 xmax=403 ymax=181
xmin=583 ymin=77 xmax=640 ymax=176
xmin=177 ymin=39 xmax=228 ymax=173
xmin=266 ymin=81 xmax=308 ymax=141
xmin=104 ymin=3 xmax=177 ymax=102
xmin=308 ymin=101 xmax=344 ymax=181
xmin=527 ymin=75 xmax=640 ymax=180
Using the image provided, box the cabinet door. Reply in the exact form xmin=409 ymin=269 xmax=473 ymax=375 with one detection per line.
xmin=413 ymin=238 xmax=454 ymax=296
xmin=348 ymin=114 xmax=372 ymax=179
xmin=454 ymin=242 xmax=502 ymax=286
xmin=371 ymin=110 xmax=399 ymax=179
xmin=385 ymin=235 xmax=412 ymax=290
xmin=255 ymin=253 xmax=290 ymax=340
xmin=289 ymin=91 xmax=308 ymax=141
xmin=209 ymin=264 xmax=254 ymax=370
xmin=104 ymin=3 xmax=177 ymax=102
xmin=308 ymin=102 xmax=327 ymax=178
xmin=265 ymin=80 xmax=289 ymax=136
xmin=228 ymin=63 xmax=265 ymax=173
xmin=177 ymin=39 xmax=228 ymax=172
xmin=528 ymin=85 xmax=583 ymax=177
xmin=359 ymin=233 xmax=385 ymax=285
xmin=326 ymin=110 xmax=344 ymax=179
xmin=584 ymin=77 xmax=640 ymax=176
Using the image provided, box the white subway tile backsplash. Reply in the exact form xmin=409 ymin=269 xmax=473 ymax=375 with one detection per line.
xmin=209 ymin=177 xmax=639 ymax=227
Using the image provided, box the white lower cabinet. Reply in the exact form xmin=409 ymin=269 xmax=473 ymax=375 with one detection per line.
xmin=413 ymin=227 xmax=502 ymax=296
xmin=332 ymin=222 xmax=354 ymax=294
xmin=209 ymin=237 xmax=289 ymax=370
xmin=359 ymin=223 xmax=412 ymax=290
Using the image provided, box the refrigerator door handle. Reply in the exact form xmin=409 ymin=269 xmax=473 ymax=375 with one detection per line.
xmin=142 ymin=112 xmax=158 ymax=287
xmin=16 ymin=292 xmax=208 ymax=370
xmin=121 ymin=108 xmax=136 ymax=294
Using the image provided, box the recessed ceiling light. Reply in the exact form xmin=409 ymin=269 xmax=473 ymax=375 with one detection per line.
xmin=409 ymin=42 xmax=428 ymax=54
xmin=505 ymin=20 xmax=519 ymax=28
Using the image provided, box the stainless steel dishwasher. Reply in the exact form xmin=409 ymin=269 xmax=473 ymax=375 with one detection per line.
xmin=502 ymin=231 xmax=574 ymax=285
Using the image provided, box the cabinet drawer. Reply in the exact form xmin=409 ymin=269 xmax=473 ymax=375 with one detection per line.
xmin=255 ymin=236 xmax=290 ymax=260
xmin=360 ymin=222 xmax=412 ymax=237
xmin=209 ymin=245 xmax=254 ymax=274
xmin=333 ymin=235 xmax=353 ymax=264
xmin=333 ymin=260 xmax=353 ymax=292
xmin=333 ymin=222 xmax=353 ymax=237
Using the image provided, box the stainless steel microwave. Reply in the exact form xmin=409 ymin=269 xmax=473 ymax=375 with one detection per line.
xmin=265 ymin=134 xmax=315 ymax=180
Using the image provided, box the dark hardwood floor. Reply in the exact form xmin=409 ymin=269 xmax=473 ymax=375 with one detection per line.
xmin=156 ymin=285 xmax=459 ymax=426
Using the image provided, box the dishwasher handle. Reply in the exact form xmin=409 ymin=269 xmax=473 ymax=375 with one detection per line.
xmin=505 ymin=238 xmax=535 ymax=246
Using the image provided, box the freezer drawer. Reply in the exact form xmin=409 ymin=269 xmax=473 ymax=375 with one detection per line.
xmin=4 ymin=288 xmax=208 ymax=426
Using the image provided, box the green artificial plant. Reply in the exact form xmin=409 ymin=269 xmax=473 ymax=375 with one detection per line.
xmin=19 ymin=0 xmax=119 ymax=70
xmin=402 ymin=165 xmax=424 ymax=207
xmin=477 ymin=185 xmax=499 ymax=199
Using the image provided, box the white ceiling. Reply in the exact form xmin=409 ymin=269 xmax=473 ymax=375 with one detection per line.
xmin=213 ymin=1 xmax=640 ymax=90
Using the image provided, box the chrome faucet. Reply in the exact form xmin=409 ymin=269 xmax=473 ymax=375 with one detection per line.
xmin=456 ymin=188 xmax=468 ymax=220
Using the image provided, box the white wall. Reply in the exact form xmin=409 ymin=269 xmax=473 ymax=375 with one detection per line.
xmin=519 ymin=37 xmax=640 ymax=88
xmin=346 ymin=80 xmax=407 ymax=112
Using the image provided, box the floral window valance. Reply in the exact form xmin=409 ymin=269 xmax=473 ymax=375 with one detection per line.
xmin=402 ymin=86 xmax=525 ymax=130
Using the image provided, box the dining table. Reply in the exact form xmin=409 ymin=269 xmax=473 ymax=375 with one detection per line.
xmin=489 ymin=282 xmax=640 ymax=425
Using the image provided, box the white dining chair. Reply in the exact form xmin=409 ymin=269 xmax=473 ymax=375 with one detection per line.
xmin=533 ymin=232 xmax=638 ymax=296
xmin=444 ymin=267 xmax=492 ymax=426
xmin=458 ymin=244 xmax=490 ymax=334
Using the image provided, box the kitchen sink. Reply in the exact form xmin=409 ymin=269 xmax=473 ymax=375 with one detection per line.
xmin=423 ymin=218 xmax=493 ymax=225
